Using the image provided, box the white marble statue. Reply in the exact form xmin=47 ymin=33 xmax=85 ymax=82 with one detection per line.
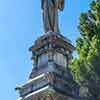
xmin=41 ymin=0 xmax=64 ymax=33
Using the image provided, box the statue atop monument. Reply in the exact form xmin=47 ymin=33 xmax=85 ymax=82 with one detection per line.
xmin=41 ymin=0 xmax=64 ymax=33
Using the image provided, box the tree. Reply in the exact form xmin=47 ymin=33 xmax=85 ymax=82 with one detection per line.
xmin=71 ymin=0 xmax=100 ymax=99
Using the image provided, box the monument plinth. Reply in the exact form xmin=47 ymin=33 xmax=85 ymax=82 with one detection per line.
xmin=16 ymin=0 xmax=80 ymax=100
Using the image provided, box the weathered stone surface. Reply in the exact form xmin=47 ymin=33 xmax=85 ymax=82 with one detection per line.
xmin=23 ymin=89 xmax=75 ymax=100
xmin=16 ymin=32 xmax=80 ymax=100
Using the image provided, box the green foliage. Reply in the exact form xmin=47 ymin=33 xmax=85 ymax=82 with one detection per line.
xmin=70 ymin=0 xmax=100 ymax=99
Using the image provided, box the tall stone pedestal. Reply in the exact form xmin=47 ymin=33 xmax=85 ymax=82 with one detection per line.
xmin=16 ymin=32 xmax=80 ymax=100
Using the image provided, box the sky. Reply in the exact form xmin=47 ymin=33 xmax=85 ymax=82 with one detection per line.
xmin=0 ymin=0 xmax=92 ymax=100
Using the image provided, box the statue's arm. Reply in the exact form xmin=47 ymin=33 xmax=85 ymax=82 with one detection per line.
xmin=58 ymin=0 xmax=64 ymax=11
xmin=41 ymin=0 xmax=44 ymax=9
xmin=61 ymin=0 xmax=64 ymax=10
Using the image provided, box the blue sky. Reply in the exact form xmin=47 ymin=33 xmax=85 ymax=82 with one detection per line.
xmin=0 ymin=0 xmax=92 ymax=100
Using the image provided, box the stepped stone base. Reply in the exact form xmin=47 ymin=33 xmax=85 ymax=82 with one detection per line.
xmin=16 ymin=32 xmax=80 ymax=100
xmin=23 ymin=88 xmax=74 ymax=100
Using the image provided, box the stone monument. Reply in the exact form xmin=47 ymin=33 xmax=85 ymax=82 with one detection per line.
xmin=15 ymin=0 xmax=80 ymax=100
xmin=41 ymin=0 xmax=64 ymax=33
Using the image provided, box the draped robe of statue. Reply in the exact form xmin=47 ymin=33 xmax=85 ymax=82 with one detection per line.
xmin=41 ymin=0 xmax=64 ymax=33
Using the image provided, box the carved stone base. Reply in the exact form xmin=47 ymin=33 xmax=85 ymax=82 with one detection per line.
xmin=16 ymin=32 xmax=80 ymax=100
